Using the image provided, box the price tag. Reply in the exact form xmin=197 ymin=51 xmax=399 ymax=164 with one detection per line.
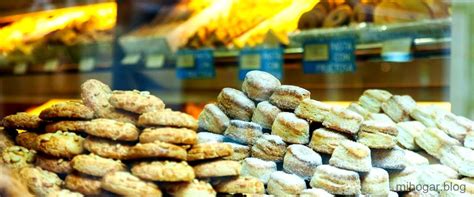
xmin=303 ymin=37 xmax=356 ymax=73
xmin=239 ymin=48 xmax=283 ymax=80
xmin=121 ymin=54 xmax=141 ymax=65
xmin=381 ymin=38 xmax=413 ymax=62
xmin=13 ymin=63 xmax=27 ymax=75
xmin=176 ymin=49 xmax=214 ymax=79
xmin=145 ymin=54 xmax=165 ymax=68
xmin=79 ymin=57 xmax=95 ymax=72
xmin=43 ymin=59 xmax=59 ymax=72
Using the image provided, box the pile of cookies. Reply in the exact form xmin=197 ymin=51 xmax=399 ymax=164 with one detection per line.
xmin=0 ymin=79 xmax=238 ymax=196
xmin=197 ymin=70 xmax=474 ymax=196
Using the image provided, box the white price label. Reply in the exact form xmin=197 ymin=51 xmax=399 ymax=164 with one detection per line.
xmin=145 ymin=54 xmax=165 ymax=68
xmin=43 ymin=59 xmax=59 ymax=72
xmin=177 ymin=54 xmax=194 ymax=68
xmin=13 ymin=63 xmax=27 ymax=74
xmin=240 ymin=54 xmax=261 ymax=69
xmin=121 ymin=54 xmax=141 ymax=65
xmin=304 ymin=44 xmax=329 ymax=61
xmin=79 ymin=58 xmax=95 ymax=72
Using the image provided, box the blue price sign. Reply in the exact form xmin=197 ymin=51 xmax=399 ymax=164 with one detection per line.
xmin=302 ymin=37 xmax=356 ymax=73
xmin=239 ymin=48 xmax=283 ymax=80
xmin=176 ymin=49 xmax=215 ymax=79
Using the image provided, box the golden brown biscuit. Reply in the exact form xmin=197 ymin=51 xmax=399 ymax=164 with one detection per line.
xmin=381 ymin=95 xmax=416 ymax=122
xmin=101 ymin=171 xmax=162 ymax=196
xmin=308 ymin=128 xmax=350 ymax=154
xmin=109 ymin=90 xmax=165 ymax=114
xmin=310 ymin=165 xmax=361 ymax=195
xmin=85 ymin=118 xmax=139 ymax=141
xmin=161 ymin=179 xmax=216 ymax=197
xmin=251 ymin=134 xmax=287 ymax=162
xmin=35 ymin=154 xmax=72 ymax=174
xmin=415 ymin=127 xmax=461 ymax=159
xmin=15 ymin=132 xmax=39 ymax=150
xmin=140 ymin=127 xmax=197 ymax=145
xmin=224 ymin=120 xmax=263 ymax=145
xmin=45 ymin=120 xmax=88 ymax=133
xmin=329 ymin=140 xmax=372 ymax=172
xmin=187 ymin=142 xmax=233 ymax=161
xmin=193 ymin=160 xmax=241 ymax=178
xmin=213 ymin=176 xmax=265 ymax=194
xmin=0 ymin=166 xmax=34 ymax=197
xmin=322 ymin=107 xmax=363 ymax=134
xmin=251 ymin=101 xmax=281 ymax=130
xmin=71 ymin=154 xmax=126 ymax=177
xmin=131 ymin=161 xmax=194 ymax=182
xmin=65 ymin=173 xmax=102 ymax=196
xmin=269 ymin=85 xmax=310 ymax=110
xmin=242 ymin=70 xmax=281 ymax=102
xmin=39 ymin=101 xmax=94 ymax=120
xmin=295 ymin=99 xmax=331 ymax=123
xmin=357 ymin=120 xmax=398 ymax=149
xmin=0 ymin=127 xmax=15 ymax=151
xmin=46 ymin=189 xmax=84 ymax=197
xmin=1 ymin=145 xmax=36 ymax=169
xmin=241 ymin=157 xmax=277 ymax=184
xmin=2 ymin=112 xmax=43 ymax=130
xmin=83 ymin=136 xmax=133 ymax=160
xmin=138 ymin=110 xmax=198 ymax=130
xmin=217 ymin=88 xmax=256 ymax=121
xmin=267 ymin=171 xmax=307 ymax=196
xmin=271 ymin=112 xmax=309 ymax=144
xmin=130 ymin=141 xmax=187 ymax=160
xmin=36 ymin=131 xmax=84 ymax=159
xmin=283 ymin=144 xmax=322 ymax=180
xmin=358 ymin=89 xmax=392 ymax=113
xmin=198 ymin=103 xmax=230 ymax=134
xmin=18 ymin=167 xmax=63 ymax=197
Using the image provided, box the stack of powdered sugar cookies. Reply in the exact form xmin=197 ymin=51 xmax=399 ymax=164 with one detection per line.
xmin=196 ymin=70 xmax=474 ymax=196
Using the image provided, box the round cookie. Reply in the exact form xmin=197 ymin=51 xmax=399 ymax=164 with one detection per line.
xmin=269 ymin=85 xmax=310 ymax=110
xmin=1 ymin=145 xmax=36 ymax=169
xmin=101 ymin=171 xmax=162 ymax=196
xmin=85 ymin=118 xmax=139 ymax=141
xmin=217 ymin=88 xmax=256 ymax=121
xmin=131 ymin=161 xmax=194 ymax=182
xmin=322 ymin=107 xmax=364 ymax=134
xmin=15 ymin=132 xmax=38 ymax=150
xmin=213 ymin=176 xmax=265 ymax=194
xmin=295 ymin=99 xmax=331 ymax=123
xmin=242 ymin=70 xmax=281 ymax=102
xmin=222 ymin=142 xmax=250 ymax=161
xmin=39 ymin=101 xmax=94 ymax=120
xmin=198 ymin=103 xmax=230 ymax=134
xmin=329 ymin=140 xmax=372 ymax=172
xmin=224 ymin=120 xmax=263 ymax=145
xmin=308 ymin=128 xmax=350 ymax=154
xmin=187 ymin=142 xmax=233 ymax=161
xmin=310 ymin=165 xmax=361 ymax=195
xmin=241 ymin=157 xmax=277 ymax=184
xmin=251 ymin=134 xmax=287 ymax=162
xmin=35 ymin=154 xmax=72 ymax=174
xmin=65 ymin=173 xmax=102 ymax=196
xmin=36 ymin=131 xmax=84 ymax=159
xmin=0 ymin=128 xmax=15 ymax=151
xmin=197 ymin=132 xmax=225 ymax=144
xmin=71 ymin=154 xmax=126 ymax=177
xmin=45 ymin=120 xmax=88 ymax=133
xmin=283 ymin=144 xmax=322 ymax=180
xmin=251 ymin=101 xmax=281 ymax=130
xmin=193 ymin=160 xmax=241 ymax=178
xmin=271 ymin=112 xmax=309 ymax=144
xmin=140 ymin=127 xmax=197 ymax=145
xmin=129 ymin=141 xmax=187 ymax=160
xmin=17 ymin=167 xmax=63 ymax=197
xmin=361 ymin=167 xmax=389 ymax=195
xmin=161 ymin=179 xmax=216 ymax=196
xmin=83 ymin=136 xmax=133 ymax=160
xmin=323 ymin=5 xmax=353 ymax=28
xmin=138 ymin=110 xmax=198 ymax=130
xmin=2 ymin=112 xmax=42 ymax=130
xmin=109 ymin=90 xmax=165 ymax=114
xmin=267 ymin=171 xmax=307 ymax=196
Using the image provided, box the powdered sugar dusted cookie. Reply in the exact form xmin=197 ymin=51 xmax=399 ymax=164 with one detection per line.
xmin=267 ymin=171 xmax=307 ymax=196
xmin=217 ymin=88 xmax=255 ymax=121
xmin=357 ymin=120 xmax=398 ymax=149
xmin=358 ymin=89 xmax=392 ymax=113
xmin=251 ymin=134 xmax=287 ymax=162
xmin=198 ymin=103 xmax=230 ymax=134
xmin=242 ymin=70 xmax=281 ymax=102
xmin=310 ymin=165 xmax=361 ymax=195
xmin=371 ymin=147 xmax=406 ymax=170
xmin=309 ymin=128 xmax=350 ymax=154
xmin=222 ymin=142 xmax=250 ymax=161
xmin=329 ymin=140 xmax=372 ymax=172
xmin=109 ymin=90 xmax=165 ymax=114
xmin=381 ymin=95 xmax=416 ymax=122
xmin=271 ymin=112 xmax=309 ymax=144
xmin=197 ymin=132 xmax=225 ymax=144
xmin=269 ymin=85 xmax=310 ymax=110
xmin=361 ymin=168 xmax=389 ymax=195
xmin=241 ymin=157 xmax=277 ymax=184
xmin=283 ymin=144 xmax=322 ymax=180
xmin=251 ymin=101 xmax=281 ymax=130
xmin=224 ymin=120 xmax=263 ymax=145
xmin=396 ymin=121 xmax=425 ymax=150
xmin=323 ymin=107 xmax=363 ymax=135
xmin=295 ymin=99 xmax=331 ymax=123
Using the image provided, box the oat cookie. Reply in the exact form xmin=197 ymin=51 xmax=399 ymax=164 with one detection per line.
xmin=18 ymin=167 xmax=63 ymax=197
xmin=71 ymin=154 xmax=126 ymax=177
xmin=45 ymin=120 xmax=88 ymax=133
xmin=0 ymin=127 xmax=15 ymax=151
xmin=36 ymin=131 xmax=84 ymax=158
xmin=85 ymin=118 xmax=139 ymax=141
xmin=46 ymin=189 xmax=84 ymax=197
xmin=129 ymin=141 xmax=187 ymax=160
xmin=217 ymin=88 xmax=256 ymax=121
xmin=1 ymin=145 xmax=36 ymax=169
xmin=15 ymin=132 xmax=39 ymax=150
xmin=193 ymin=160 xmax=241 ymax=178
xmin=213 ymin=176 xmax=265 ymax=194
xmin=186 ymin=142 xmax=233 ymax=161
xmin=109 ymin=90 xmax=165 ymax=114
xmin=198 ymin=103 xmax=230 ymax=134
xmin=83 ymin=136 xmax=133 ymax=160
xmin=35 ymin=154 xmax=72 ymax=174
xmin=101 ymin=171 xmax=162 ymax=196
xmin=2 ymin=112 xmax=42 ymax=130
xmin=140 ymin=127 xmax=197 ymax=145
xmin=40 ymin=101 xmax=94 ymax=120
xmin=131 ymin=161 xmax=194 ymax=182
xmin=283 ymin=144 xmax=322 ymax=180
xmin=65 ymin=173 xmax=102 ymax=196
xmin=138 ymin=110 xmax=198 ymax=130
xmin=161 ymin=179 xmax=216 ymax=197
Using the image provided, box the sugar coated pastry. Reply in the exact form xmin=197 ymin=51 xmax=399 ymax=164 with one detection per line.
xmin=267 ymin=171 xmax=307 ymax=196
xmin=414 ymin=127 xmax=461 ymax=159
xmin=131 ymin=161 xmax=195 ymax=182
xmin=187 ymin=142 xmax=233 ymax=161
xmin=242 ymin=70 xmax=281 ymax=102
xmin=224 ymin=120 xmax=263 ymax=145
xmin=465 ymin=131 xmax=474 ymax=149
xmin=251 ymin=134 xmax=287 ymax=162
xmin=83 ymin=136 xmax=132 ymax=160
xmin=371 ymin=147 xmax=406 ymax=170
xmin=358 ymin=89 xmax=392 ymax=113
xmin=198 ymin=103 xmax=230 ymax=134
xmin=65 ymin=173 xmax=102 ymax=196
xmin=36 ymin=131 xmax=84 ymax=159
xmin=417 ymin=164 xmax=459 ymax=186
xmin=85 ymin=118 xmax=139 ymax=141
xmin=71 ymin=154 xmax=126 ymax=177
xmin=360 ymin=167 xmax=389 ymax=195
xmin=222 ymin=142 xmax=250 ymax=161
xmin=138 ymin=110 xmax=198 ymax=130
xmin=283 ymin=144 xmax=322 ymax=180
xmin=347 ymin=103 xmax=370 ymax=119
xmin=140 ymin=127 xmax=197 ymax=145
xmin=193 ymin=160 xmax=241 ymax=178
xmin=197 ymin=132 xmax=225 ymax=144
xmin=241 ymin=157 xmax=277 ymax=184
xmin=1 ymin=145 xmax=36 ymax=169
xmin=271 ymin=112 xmax=309 ymax=144
xmin=39 ymin=101 xmax=94 ymax=120
xmin=367 ymin=113 xmax=395 ymax=124
xmin=269 ymin=85 xmax=310 ymax=110
xmin=35 ymin=154 xmax=72 ymax=174
xmin=396 ymin=121 xmax=426 ymax=150
xmin=18 ymin=167 xmax=63 ymax=196
xmin=310 ymin=165 xmax=361 ymax=195
xmin=295 ymin=99 xmax=331 ymax=123
xmin=101 ymin=171 xmax=162 ymax=196
xmin=436 ymin=113 xmax=472 ymax=141
xmin=410 ymin=106 xmax=440 ymax=127
xmin=357 ymin=120 xmax=398 ymax=149
xmin=129 ymin=141 xmax=187 ymax=160
xmin=15 ymin=132 xmax=39 ymax=150
xmin=213 ymin=176 xmax=265 ymax=194
xmin=217 ymin=88 xmax=255 ymax=121
xmin=389 ymin=166 xmax=420 ymax=191
xmin=300 ymin=188 xmax=334 ymax=197
xmin=109 ymin=90 xmax=165 ymax=114
xmin=403 ymin=149 xmax=429 ymax=166
xmin=2 ymin=112 xmax=43 ymax=130
xmin=251 ymin=101 xmax=281 ymax=130
xmin=439 ymin=145 xmax=474 ymax=177
xmin=329 ymin=140 xmax=371 ymax=172
xmin=161 ymin=179 xmax=216 ymax=197
xmin=322 ymin=107 xmax=363 ymax=134
xmin=381 ymin=95 xmax=416 ymax=122
xmin=308 ymin=128 xmax=350 ymax=154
